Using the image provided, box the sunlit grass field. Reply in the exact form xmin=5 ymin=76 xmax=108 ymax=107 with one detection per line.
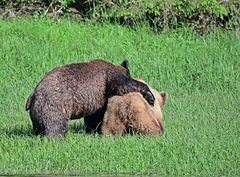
xmin=0 ymin=19 xmax=239 ymax=176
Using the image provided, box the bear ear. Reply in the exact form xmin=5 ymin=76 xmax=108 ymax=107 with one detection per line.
xmin=159 ymin=92 xmax=168 ymax=106
xmin=121 ymin=59 xmax=129 ymax=69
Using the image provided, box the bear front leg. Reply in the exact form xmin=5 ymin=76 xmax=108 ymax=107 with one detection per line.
xmin=107 ymin=75 xmax=155 ymax=106
xmin=84 ymin=106 xmax=107 ymax=134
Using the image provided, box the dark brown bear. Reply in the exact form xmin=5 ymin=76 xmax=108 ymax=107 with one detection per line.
xmin=26 ymin=59 xmax=155 ymax=138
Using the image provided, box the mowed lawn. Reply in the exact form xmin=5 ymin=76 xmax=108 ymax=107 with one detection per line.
xmin=0 ymin=19 xmax=239 ymax=176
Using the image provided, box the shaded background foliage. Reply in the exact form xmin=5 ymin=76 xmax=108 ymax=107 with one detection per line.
xmin=0 ymin=0 xmax=239 ymax=33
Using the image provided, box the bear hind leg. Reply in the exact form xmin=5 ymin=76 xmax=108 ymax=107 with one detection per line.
xmin=44 ymin=116 xmax=69 ymax=138
xmin=30 ymin=105 xmax=69 ymax=138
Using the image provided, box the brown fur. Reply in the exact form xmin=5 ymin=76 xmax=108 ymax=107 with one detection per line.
xmin=101 ymin=81 xmax=168 ymax=135
xmin=26 ymin=59 xmax=155 ymax=138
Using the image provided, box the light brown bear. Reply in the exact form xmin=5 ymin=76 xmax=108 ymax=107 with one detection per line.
xmin=101 ymin=80 xmax=168 ymax=135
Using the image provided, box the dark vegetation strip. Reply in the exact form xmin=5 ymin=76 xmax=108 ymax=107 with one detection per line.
xmin=0 ymin=0 xmax=239 ymax=34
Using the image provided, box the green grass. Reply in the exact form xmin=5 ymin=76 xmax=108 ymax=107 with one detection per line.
xmin=0 ymin=18 xmax=239 ymax=176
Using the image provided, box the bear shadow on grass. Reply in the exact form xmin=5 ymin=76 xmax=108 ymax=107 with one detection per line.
xmin=1 ymin=120 xmax=90 ymax=138
xmin=1 ymin=122 xmax=157 ymax=138
xmin=1 ymin=125 xmax=34 ymax=138
xmin=68 ymin=119 xmax=88 ymax=134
